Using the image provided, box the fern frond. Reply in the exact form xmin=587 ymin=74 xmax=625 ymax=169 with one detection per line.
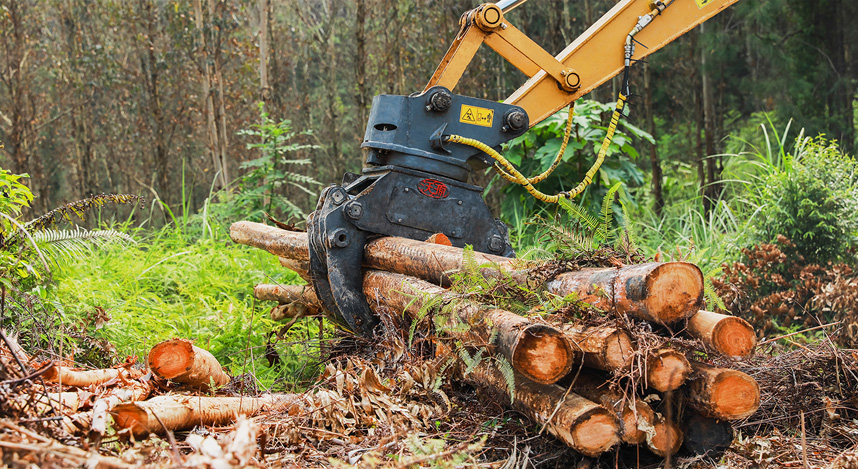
xmin=32 ymin=228 xmax=135 ymax=264
xmin=25 ymin=194 xmax=143 ymax=233
xmin=559 ymin=198 xmax=600 ymax=232
xmin=596 ymin=182 xmax=622 ymax=242
xmin=494 ymin=356 xmax=516 ymax=404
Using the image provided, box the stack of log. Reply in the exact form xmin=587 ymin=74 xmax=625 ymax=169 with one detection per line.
xmin=231 ymin=221 xmax=761 ymax=458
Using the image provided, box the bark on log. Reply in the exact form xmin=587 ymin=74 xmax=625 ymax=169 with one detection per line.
xmin=91 ymin=380 xmax=153 ymax=437
xmin=363 ymin=271 xmax=573 ymax=384
xmin=254 ymin=284 xmax=321 ymax=321
xmin=42 ymin=366 xmax=127 ymax=388
xmin=645 ymin=349 xmax=691 ymax=392
xmin=112 ymin=394 xmax=306 ymax=438
xmin=647 ymin=415 xmax=684 ymax=457
xmin=465 ymin=362 xmax=621 ymax=457
xmin=686 ymin=361 xmax=760 ymax=420
xmin=278 ymin=257 xmax=311 ymax=282
xmin=561 ymin=324 xmax=635 ymax=371
xmin=147 ymin=339 xmax=230 ymax=388
xmin=229 ymin=222 xmax=703 ymax=324
xmin=686 ymin=310 xmax=756 ymax=357
xmin=564 ymin=372 xmax=654 ymax=445
xmin=545 ymin=263 xmax=704 ymax=324
xmin=229 ymin=221 xmax=309 ymax=262
xmin=681 ymin=412 xmax=733 ymax=457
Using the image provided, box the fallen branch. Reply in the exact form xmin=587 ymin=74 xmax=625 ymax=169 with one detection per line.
xmin=42 ymin=365 xmax=132 ymax=388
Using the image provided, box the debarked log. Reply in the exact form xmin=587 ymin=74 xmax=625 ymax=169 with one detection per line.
xmin=42 ymin=365 xmax=130 ymax=388
xmin=147 ymin=339 xmax=230 ymax=389
xmin=112 ymin=394 xmax=307 ymax=438
xmin=229 ymin=222 xmax=704 ymax=325
xmin=465 ymin=362 xmax=621 ymax=457
xmin=645 ymin=349 xmax=691 ymax=392
xmin=254 ymin=284 xmax=321 ymax=320
xmin=686 ymin=309 xmax=756 ymax=357
xmin=686 ymin=361 xmax=760 ymax=420
xmin=363 ymin=271 xmax=573 ymax=385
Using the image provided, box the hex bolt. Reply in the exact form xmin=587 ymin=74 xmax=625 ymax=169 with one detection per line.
xmin=346 ymin=202 xmax=363 ymax=220
xmin=489 ymin=235 xmax=504 ymax=252
xmin=504 ymin=110 xmax=527 ymax=132
xmin=329 ymin=228 xmax=350 ymax=248
xmin=427 ymin=89 xmax=452 ymax=113
xmin=457 ymin=200 xmax=463 ymax=205
xmin=331 ymin=189 xmax=346 ymax=206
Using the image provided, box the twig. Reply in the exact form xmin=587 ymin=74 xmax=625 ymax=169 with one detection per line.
xmin=0 ymin=362 xmax=52 ymax=387
xmin=758 ymin=322 xmax=838 ymax=345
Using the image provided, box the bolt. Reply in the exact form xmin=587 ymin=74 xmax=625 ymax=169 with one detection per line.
xmin=329 ymin=228 xmax=350 ymax=248
xmin=489 ymin=235 xmax=504 ymax=252
xmin=331 ymin=189 xmax=346 ymax=206
xmin=505 ymin=110 xmax=527 ymax=132
xmin=346 ymin=202 xmax=363 ymax=220
xmin=451 ymin=230 xmax=458 ymax=237
xmin=427 ymin=89 xmax=452 ymax=113
xmin=457 ymin=200 xmax=463 ymax=205
xmin=404 ymin=188 xmax=410 ymax=193
xmin=397 ymin=218 xmax=403 ymax=223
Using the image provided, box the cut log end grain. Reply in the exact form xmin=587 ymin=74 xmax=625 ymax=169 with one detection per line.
xmin=512 ymin=324 xmax=574 ymax=384
xmin=687 ymin=310 xmax=757 ymax=357
xmin=647 ymin=416 xmax=684 ymax=457
xmin=620 ymin=399 xmax=655 ymax=445
xmin=569 ymin=411 xmax=622 ymax=456
xmin=147 ymin=339 xmax=230 ymax=388
xmin=646 ymin=349 xmax=691 ymax=392
xmin=688 ymin=362 xmax=761 ymax=420
xmin=615 ymin=262 xmax=704 ymax=324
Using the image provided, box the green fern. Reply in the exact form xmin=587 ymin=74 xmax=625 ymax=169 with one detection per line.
xmin=33 ymin=228 xmax=135 ymax=265
xmin=24 ymin=194 xmax=142 ymax=234
xmin=493 ymin=356 xmax=516 ymax=404
xmin=457 ymin=344 xmax=486 ymax=377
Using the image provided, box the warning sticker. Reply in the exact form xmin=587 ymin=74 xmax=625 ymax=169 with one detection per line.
xmin=459 ymin=105 xmax=494 ymax=128
xmin=694 ymin=0 xmax=714 ymax=8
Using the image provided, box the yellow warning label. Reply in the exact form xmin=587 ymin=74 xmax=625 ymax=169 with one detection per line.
xmin=694 ymin=0 xmax=714 ymax=8
xmin=459 ymin=105 xmax=494 ymax=128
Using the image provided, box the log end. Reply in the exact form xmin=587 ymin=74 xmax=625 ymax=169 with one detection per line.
xmin=620 ymin=399 xmax=655 ymax=445
xmin=569 ymin=409 xmax=622 ymax=457
xmin=708 ymin=370 xmax=761 ymax=420
xmin=147 ymin=339 xmax=194 ymax=380
xmin=643 ymin=262 xmax=704 ymax=324
xmin=712 ymin=316 xmax=757 ymax=357
xmin=604 ymin=331 xmax=635 ymax=370
xmin=647 ymin=416 xmax=684 ymax=457
xmin=646 ymin=349 xmax=691 ymax=392
xmin=112 ymin=403 xmax=151 ymax=438
xmin=513 ymin=324 xmax=574 ymax=384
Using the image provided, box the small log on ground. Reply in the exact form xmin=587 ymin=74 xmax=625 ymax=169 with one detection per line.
xmin=254 ymin=284 xmax=321 ymax=321
xmin=363 ymin=271 xmax=573 ymax=384
xmin=681 ymin=412 xmax=734 ymax=457
xmin=42 ymin=366 xmax=125 ymax=388
xmin=647 ymin=415 xmax=684 ymax=457
xmin=545 ymin=263 xmax=704 ymax=324
xmin=147 ymin=339 xmax=230 ymax=388
xmin=561 ymin=324 xmax=634 ymax=371
xmin=112 ymin=394 xmax=307 ymax=438
xmin=465 ymin=362 xmax=621 ymax=457
xmin=278 ymin=257 xmax=311 ymax=282
xmin=564 ymin=372 xmax=654 ymax=445
xmin=229 ymin=221 xmax=310 ymax=262
xmin=645 ymin=349 xmax=691 ymax=392
xmin=686 ymin=361 xmax=760 ymax=420
xmin=686 ymin=310 xmax=756 ymax=357
xmin=90 ymin=380 xmax=154 ymax=437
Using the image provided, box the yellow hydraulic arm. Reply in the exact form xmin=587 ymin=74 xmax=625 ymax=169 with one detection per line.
xmin=427 ymin=0 xmax=741 ymax=129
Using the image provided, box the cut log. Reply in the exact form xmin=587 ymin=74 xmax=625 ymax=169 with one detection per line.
xmin=363 ymin=271 xmax=573 ymax=384
xmin=278 ymin=257 xmax=311 ymax=282
xmin=545 ymin=263 xmax=704 ymax=324
xmin=645 ymin=349 xmax=691 ymax=392
xmin=686 ymin=361 xmax=760 ymax=420
xmin=465 ymin=362 xmax=621 ymax=457
xmin=686 ymin=310 xmax=756 ymax=357
xmin=647 ymin=415 xmax=684 ymax=457
xmin=42 ymin=366 xmax=126 ymax=388
xmin=112 ymin=394 xmax=306 ymax=438
xmin=561 ymin=324 xmax=634 ymax=371
xmin=229 ymin=221 xmax=309 ymax=262
xmin=254 ymin=284 xmax=320 ymax=321
xmin=147 ymin=339 xmax=230 ymax=388
xmin=91 ymin=380 xmax=154 ymax=437
xmin=564 ymin=372 xmax=654 ymax=445
xmin=681 ymin=412 xmax=733 ymax=457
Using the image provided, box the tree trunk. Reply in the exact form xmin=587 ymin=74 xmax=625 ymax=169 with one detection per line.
xmin=644 ymin=62 xmax=663 ymax=217
xmin=686 ymin=361 xmax=760 ymax=420
xmin=147 ymin=339 xmax=230 ymax=388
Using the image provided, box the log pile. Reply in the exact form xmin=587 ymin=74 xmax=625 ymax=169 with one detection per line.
xmin=232 ymin=221 xmax=761 ymax=458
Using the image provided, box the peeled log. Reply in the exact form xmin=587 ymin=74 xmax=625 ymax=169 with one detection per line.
xmin=42 ymin=366 xmax=126 ymax=388
xmin=465 ymin=362 xmax=621 ymax=456
xmin=564 ymin=372 xmax=654 ymax=445
xmin=645 ymin=349 xmax=691 ymax=392
xmin=254 ymin=284 xmax=321 ymax=321
xmin=686 ymin=361 xmax=760 ymax=420
xmin=147 ymin=339 xmax=230 ymax=388
xmin=687 ymin=310 xmax=756 ymax=357
xmin=363 ymin=271 xmax=573 ymax=384
xmin=229 ymin=221 xmax=309 ymax=262
xmin=278 ymin=257 xmax=311 ymax=282
xmin=113 ymin=394 xmax=306 ymax=438
xmin=561 ymin=324 xmax=634 ymax=371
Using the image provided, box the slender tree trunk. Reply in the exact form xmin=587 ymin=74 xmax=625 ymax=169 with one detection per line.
xmin=644 ymin=63 xmax=663 ymax=217
xmin=700 ymin=23 xmax=718 ymax=209
xmin=691 ymin=30 xmax=707 ymax=214
xmin=193 ymin=0 xmax=228 ymax=191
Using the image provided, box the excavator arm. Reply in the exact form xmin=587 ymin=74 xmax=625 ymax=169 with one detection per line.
xmin=306 ymin=0 xmax=742 ymax=337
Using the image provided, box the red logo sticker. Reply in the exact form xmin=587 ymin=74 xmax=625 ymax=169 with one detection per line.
xmin=417 ymin=179 xmax=449 ymax=199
